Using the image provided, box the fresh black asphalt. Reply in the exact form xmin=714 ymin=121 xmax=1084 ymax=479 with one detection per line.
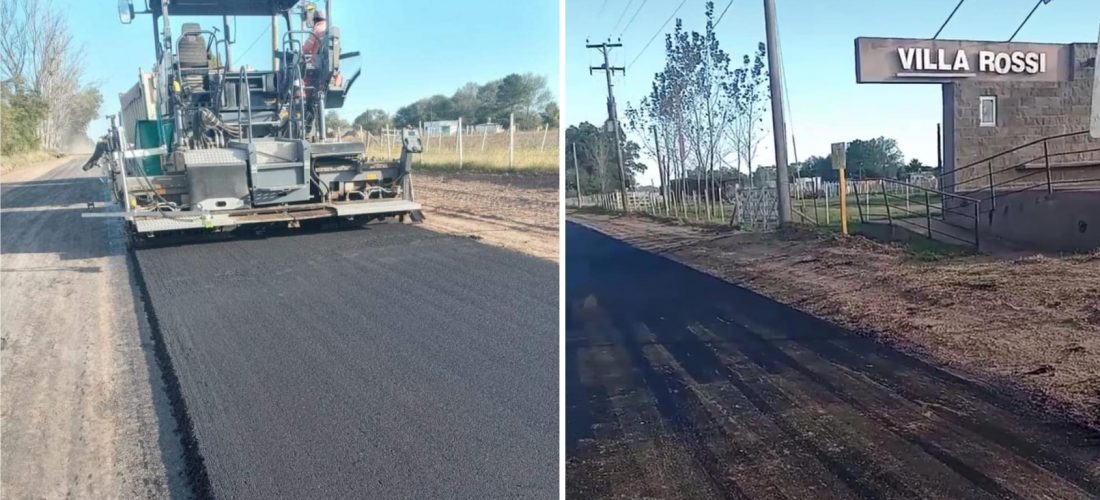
xmin=134 ymin=223 xmax=558 ymax=498
xmin=565 ymin=222 xmax=1100 ymax=499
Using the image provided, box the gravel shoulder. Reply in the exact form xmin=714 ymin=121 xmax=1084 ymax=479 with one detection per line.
xmin=415 ymin=171 xmax=559 ymax=262
xmin=569 ymin=211 xmax=1100 ymax=431
xmin=1 ymin=158 xmax=187 ymax=498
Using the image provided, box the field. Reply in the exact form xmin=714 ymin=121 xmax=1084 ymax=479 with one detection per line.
xmin=360 ymin=129 xmax=559 ymax=173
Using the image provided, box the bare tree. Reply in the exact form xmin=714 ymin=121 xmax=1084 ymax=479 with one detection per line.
xmin=629 ymin=3 xmax=746 ymax=220
xmin=729 ymin=42 xmax=768 ymax=187
xmin=1 ymin=0 xmax=100 ymax=151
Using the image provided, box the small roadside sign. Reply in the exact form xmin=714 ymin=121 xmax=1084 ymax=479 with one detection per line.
xmin=831 ymin=142 xmax=847 ymax=170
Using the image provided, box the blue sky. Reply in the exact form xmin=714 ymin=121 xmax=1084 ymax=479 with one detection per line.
xmin=69 ymin=0 xmax=559 ymax=137
xmin=566 ymin=0 xmax=1099 ymax=184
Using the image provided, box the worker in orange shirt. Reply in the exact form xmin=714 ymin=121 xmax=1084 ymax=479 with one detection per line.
xmin=302 ymin=8 xmax=343 ymax=91
xmin=302 ymin=8 xmax=326 ymax=60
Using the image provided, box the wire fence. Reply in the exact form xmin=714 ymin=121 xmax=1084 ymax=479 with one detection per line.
xmin=352 ymin=123 xmax=559 ymax=172
xmin=567 ymin=177 xmax=942 ymax=233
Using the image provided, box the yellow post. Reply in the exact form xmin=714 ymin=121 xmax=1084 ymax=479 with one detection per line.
xmin=838 ymin=167 xmax=848 ymax=236
xmin=831 ymin=141 xmax=849 ymax=236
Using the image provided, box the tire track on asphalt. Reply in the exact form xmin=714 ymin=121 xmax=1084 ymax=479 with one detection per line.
xmin=625 ymin=311 xmax=910 ymax=500
xmin=713 ymin=303 xmax=1100 ymax=495
xmin=568 ymin=296 xmax=723 ymax=499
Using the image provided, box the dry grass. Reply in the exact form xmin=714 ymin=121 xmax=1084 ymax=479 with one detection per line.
xmin=361 ymin=130 xmax=558 ymax=173
xmin=570 ymin=212 xmax=1100 ymax=430
xmin=0 ymin=150 xmax=63 ymax=173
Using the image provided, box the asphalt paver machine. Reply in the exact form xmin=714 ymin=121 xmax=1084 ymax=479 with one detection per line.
xmin=85 ymin=0 xmax=424 ymax=243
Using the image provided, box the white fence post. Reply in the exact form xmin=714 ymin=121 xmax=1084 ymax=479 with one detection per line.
xmin=457 ymin=117 xmax=463 ymax=169
xmin=509 ymin=113 xmax=515 ymax=169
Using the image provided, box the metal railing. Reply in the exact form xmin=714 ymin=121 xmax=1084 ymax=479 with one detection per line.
xmin=940 ymin=130 xmax=1100 ymax=209
xmin=876 ymin=178 xmax=981 ymax=250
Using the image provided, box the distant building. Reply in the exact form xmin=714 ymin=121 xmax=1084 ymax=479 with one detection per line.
xmin=474 ymin=122 xmax=504 ymax=134
xmin=422 ymin=120 xmax=460 ymax=136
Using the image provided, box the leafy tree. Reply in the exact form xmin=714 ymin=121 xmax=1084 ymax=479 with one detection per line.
xmin=352 ymin=108 xmax=392 ymax=133
xmin=730 ymin=42 xmax=768 ymax=186
xmin=798 ymin=138 xmax=908 ymax=181
xmin=566 ymin=121 xmax=644 ymax=194
xmin=324 ymin=111 xmax=349 ymax=137
xmin=0 ymin=80 xmax=47 ymax=154
xmin=846 ymin=137 xmax=904 ymax=179
xmin=541 ymin=102 xmax=559 ymax=129
xmin=387 ymin=73 xmax=555 ymax=130
xmin=799 ymin=154 xmax=837 ymax=181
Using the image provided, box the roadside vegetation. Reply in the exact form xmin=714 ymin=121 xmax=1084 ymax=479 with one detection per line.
xmin=325 ymin=73 xmax=559 ymax=174
xmin=0 ymin=0 xmax=101 ymax=169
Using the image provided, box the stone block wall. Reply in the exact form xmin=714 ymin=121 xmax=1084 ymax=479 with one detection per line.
xmin=949 ymin=43 xmax=1098 ymax=191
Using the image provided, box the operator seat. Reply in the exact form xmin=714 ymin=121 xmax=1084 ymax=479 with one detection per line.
xmin=178 ymin=23 xmax=208 ymax=68
xmin=178 ymin=23 xmax=208 ymax=91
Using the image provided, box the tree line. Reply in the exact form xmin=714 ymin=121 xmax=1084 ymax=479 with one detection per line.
xmin=568 ymin=2 xmax=935 ymax=202
xmin=1 ymin=0 xmax=101 ymax=155
xmin=796 ymin=137 xmax=935 ymax=182
xmin=565 ymin=121 xmax=645 ymax=195
xmin=333 ymin=73 xmax=559 ymax=137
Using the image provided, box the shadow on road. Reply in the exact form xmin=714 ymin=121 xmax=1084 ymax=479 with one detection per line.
xmin=565 ymin=222 xmax=1100 ymax=499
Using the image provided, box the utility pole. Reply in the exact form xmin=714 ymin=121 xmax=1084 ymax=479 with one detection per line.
xmin=571 ymin=142 xmax=583 ymax=200
xmin=587 ymin=39 xmax=630 ymax=212
xmin=763 ymin=0 xmax=792 ymax=225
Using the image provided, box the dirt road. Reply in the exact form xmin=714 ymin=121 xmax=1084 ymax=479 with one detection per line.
xmin=415 ymin=171 xmax=559 ymax=262
xmin=566 ymin=222 xmax=1100 ymax=499
xmin=1 ymin=158 xmax=186 ymax=498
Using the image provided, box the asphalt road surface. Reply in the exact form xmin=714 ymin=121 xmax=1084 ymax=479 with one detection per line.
xmin=134 ymin=223 xmax=558 ymax=498
xmin=565 ymin=222 xmax=1100 ymax=499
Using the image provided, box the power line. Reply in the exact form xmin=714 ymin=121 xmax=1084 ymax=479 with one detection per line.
xmin=621 ymin=0 xmax=649 ymax=35
xmin=773 ymin=6 xmax=796 ymax=165
xmin=598 ymin=0 xmax=610 ymax=17
xmin=586 ymin=41 xmax=630 ymax=211
xmin=237 ymin=24 xmax=272 ymax=61
xmin=612 ymin=0 xmax=635 ymax=33
xmin=714 ymin=0 xmax=736 ymax=27
xmin=932 ymin=0 xmax=965 ymax=39
xmin=628 ymin=0 xmax=688 ymax=68
xmin=1008 ymin=0 xmax=1051 ymax=42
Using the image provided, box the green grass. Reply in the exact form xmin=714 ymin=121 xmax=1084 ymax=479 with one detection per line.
xmin=791 ymin=191 xmax=944 ymax=227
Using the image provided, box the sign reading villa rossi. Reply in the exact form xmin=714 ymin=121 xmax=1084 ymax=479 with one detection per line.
xmin=855 ymin=37 xmax=1071 ymax=83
